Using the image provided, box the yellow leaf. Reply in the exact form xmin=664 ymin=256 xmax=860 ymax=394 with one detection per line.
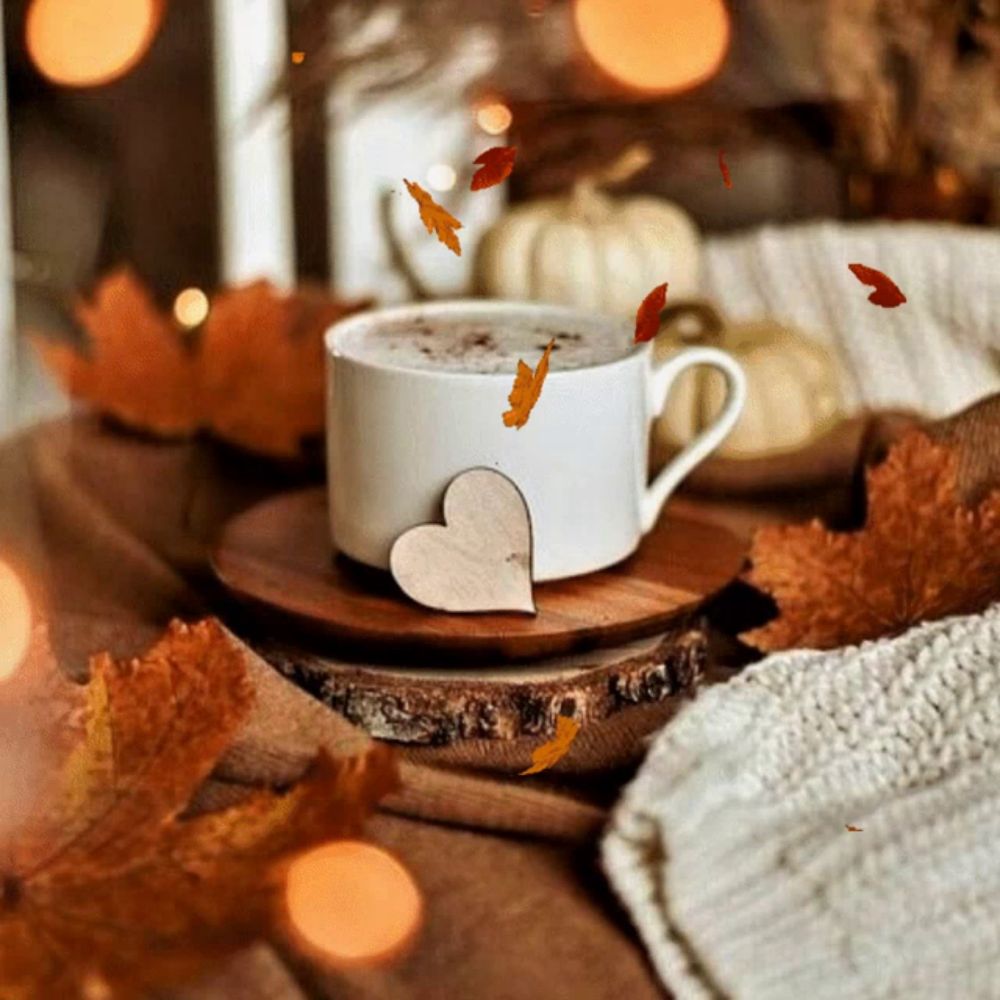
xmin=404 ymin=179 xmax=463 ymax=256
xmin=503 ymin=339 xmax=554 ymax=429
xmin=520 ymin=715 xmax=581 ymax=775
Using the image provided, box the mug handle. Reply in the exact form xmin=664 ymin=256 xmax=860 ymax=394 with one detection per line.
xmin=640 ymin=346 xmax=747 ymax=532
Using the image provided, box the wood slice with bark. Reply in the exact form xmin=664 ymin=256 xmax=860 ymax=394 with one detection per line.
xmin=253 ymin=625 xmax=706 ymax=746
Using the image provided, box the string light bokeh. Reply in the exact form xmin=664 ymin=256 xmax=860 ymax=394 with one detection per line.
xmin=25 ymin=0 xmax=162 ymax=88
xmin=475 ymin=101 xmax=513 ymax=136
xmin=427 ymin=164 xmax=458 ymax=192
xmin=285 ymin=841 xmax=423 ymax=968
xmin=573 ymin=0 xmax=731 ymax=94
xmin=172 ymin=287 xmax=210 ymax=329
xmin=0 ymin=560 xmax=31 ymax=683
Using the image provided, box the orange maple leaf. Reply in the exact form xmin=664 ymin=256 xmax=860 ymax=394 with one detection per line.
xmin=743 ymin=432 xmax=1000 ymax=651
xmin=404 ymin=179 xmax=463 ymax=255
xmin=32 ymin=270 xmax=369 ymax=458
xmin=520 ymin=715 xmax=581 ymax=776
xmin=502 ymin=338 xmax=554 ymax=429
xmin=634 ymin=282 xmax=668 ymax=343
xmin=848 ymin=263 xmax=907 ymax=308
xmin=0 ymin=618 xmax=397 ymax=999
xmin=471 ymin=146 xmax=517 ymax=191
xmin=33 ymin=267 xmax=201 ymax=436
xmin=199 ymin=281 xmax=366 ymax=457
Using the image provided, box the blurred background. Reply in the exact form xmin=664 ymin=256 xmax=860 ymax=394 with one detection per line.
xmin=2 ymin=0 xmax=998 ymax=435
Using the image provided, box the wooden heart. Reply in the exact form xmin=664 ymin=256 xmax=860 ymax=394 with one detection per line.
xmin=389 ymin=468 xmax=536 ymax=614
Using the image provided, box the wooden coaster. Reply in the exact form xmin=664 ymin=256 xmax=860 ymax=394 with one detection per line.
xmin=253 ymin=625 xmax=706 ymax=745
xmin=212 ymin=487 xmax=745 ymax=661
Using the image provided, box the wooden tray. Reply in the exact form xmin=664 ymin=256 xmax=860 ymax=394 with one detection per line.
xmin=212 ymin=487 xmax=746 ymax=661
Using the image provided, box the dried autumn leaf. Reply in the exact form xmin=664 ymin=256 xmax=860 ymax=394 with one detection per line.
xmin=32 ymin=267 xmax=200 ymax=436
xmin=31 ymin=270 xmax=369 ymax=458
xmin=471 ymin=146 xmax=517 ymax=191
xmin=743 ymin=432 xmax=1000 ymax=651
xmin=520 ymin=715 xmax=581 ymax=776
xmin=199 ymin=282 xmax=368 ymax=458
xmin=718 ymin=149 xmax=733 ymax=189
xmin=846 ymin=825 xmax=863 ymax=832
xmin=634 ymin=282 xmax=668 ymax=343
xmin=848 ymin=263 xmax=907 ymax=308
xmin=502 ymin=338 xmax=554 ymax=429
xmin=404 ymin=179 xmax=463 ymax=255
xmin=0 ymin=618 xmax=397 ymax=999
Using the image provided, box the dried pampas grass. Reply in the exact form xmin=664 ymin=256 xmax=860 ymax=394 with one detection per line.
xmin=823 ymin=0 xmax=1000 ymax=175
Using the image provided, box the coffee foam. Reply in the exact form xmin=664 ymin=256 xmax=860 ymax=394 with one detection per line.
xmin=336 ymin=311 xmax=634 ymax=374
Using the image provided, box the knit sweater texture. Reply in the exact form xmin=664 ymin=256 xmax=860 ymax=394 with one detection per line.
xmin=701 ymin=221 xmax=1000 ymax=418
xmin=603 ymin=606 xmax=1000 ymax=1000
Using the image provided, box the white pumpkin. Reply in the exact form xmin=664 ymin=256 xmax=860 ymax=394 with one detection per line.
xmin=474 ymin=178 xmax=702 ymax=316
xmin=654 ymin=302 xmax=844 ymax=460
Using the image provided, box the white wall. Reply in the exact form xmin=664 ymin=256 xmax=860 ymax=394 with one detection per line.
xmin=212 ymin=0 xmax=295 ymax=287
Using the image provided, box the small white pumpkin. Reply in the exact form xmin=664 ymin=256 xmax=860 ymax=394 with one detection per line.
xmin=474 ymin=147 xmax=701 ymax=316
xmin=654 ymin=302 xmax=844 ymax=460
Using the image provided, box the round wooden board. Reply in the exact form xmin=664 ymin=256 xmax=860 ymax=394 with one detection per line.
xmin=253 ymin=625 xmax=706 ymax=745
xmin=212 ymin=487 xmax=745 ymax=661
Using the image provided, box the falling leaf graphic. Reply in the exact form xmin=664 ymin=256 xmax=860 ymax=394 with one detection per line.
xmin=520 ymin=715 xmax=581 ymax=775
xmin=634 ymin=282 xmax=669 ymax=343
xmin=503 ymin=338 xmax=554 ymax=429
xmin=743 ymin=432 xmax=1000 ymax=651
xmin=0 ymin=618 xmax=397 ymax=998
xmin=848 ymin=263 xmax=907 ymax=308
xmin=846 ymin=825 xmax=863 ymax=832
xmin=718 ymin=149 xmax=733 ymax=189
xmin=404 ymin=179 xmax=463 ymax=256
xmin=471 ymin=146 xmax=517 ymax=191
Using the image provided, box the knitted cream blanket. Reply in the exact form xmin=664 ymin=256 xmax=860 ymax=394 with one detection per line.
xmin=701 ymin=221 xmax=1000 ymax=418
xmin=603 ymin=606 xmax=1000 ymax=1000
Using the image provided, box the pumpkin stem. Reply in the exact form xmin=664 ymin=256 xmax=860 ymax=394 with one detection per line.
xmin=569 ymin=142 xmax=654 ymax=216
xmin=567 ymin=178 xmax=612 ymax=221
xmin=589 ymin=143 xmax=654 ymax=188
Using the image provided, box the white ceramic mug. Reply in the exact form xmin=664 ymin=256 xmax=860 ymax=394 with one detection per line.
xmin=326 ymin=301 xmax=746 ymax=582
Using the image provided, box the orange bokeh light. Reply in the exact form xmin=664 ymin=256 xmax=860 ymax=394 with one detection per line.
xmin=172 ymin=287 xmax=210 ymax=329
xmin=475 ymin=101 xmax=514 ymax=136
xmin=573 ymin=0 xmax=731 ymax=95
xmin=0 ymin=561 xmax=32 ymax=683
xmin=285 ymin=841 xmax=423 ymax=968
xmin=25 ymin=0 xmax=162 ymax=88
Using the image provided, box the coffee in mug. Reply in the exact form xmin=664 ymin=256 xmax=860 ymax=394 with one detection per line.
xmin=336 ymin=311 xmax=632 ymax=374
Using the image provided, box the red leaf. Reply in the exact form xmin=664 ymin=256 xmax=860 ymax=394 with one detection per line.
xmin=848 ymin=263 xmax=907 ymax=308
xmin=634 ymin=283 xmax=668 ymax=343
xmin=718 ymin=149 xmax=733 ymax=189
xmin=471 ymin=146 xmax=517 ymax=191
